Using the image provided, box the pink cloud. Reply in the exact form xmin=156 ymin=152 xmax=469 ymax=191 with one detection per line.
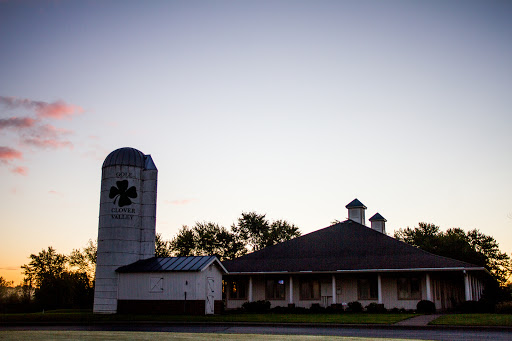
xmin=0 ymin=96 xmax=84 ymax=175
xmin=166 ymin=199 xmax=197 ymax=205
xmin=48 ymin=190 xmax=63 ymax=195
xmin=35 ymin=100 xmax=84 ymax=119
xmin=11 ymin=166 xmax=28 ymax=176
xmin=0 ymin=146 xmax=23 ymax=161
xmin=21 ymin=124 xmax=73 ymax=150
xmin=0 ymin=96 xmax=83 ymax=120
xmin=23 ymin=137 xmax=73 ymax=149
xmin=0 ymin=117 xmax=36 ymax=130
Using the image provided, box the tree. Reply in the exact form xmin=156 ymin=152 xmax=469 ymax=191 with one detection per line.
xmin=170 ymin=226 xmax=196 ymax=257
xmin=395 ymin=223 xmax=512 ymax=286
xmin=21 ymin=247 xmax=67 ymax=288
xmin=0 ymin=276 xmax=13 ymax=303
xmin=68 ymin=240 xmax=97 ymax=280
xmin=193 ymin=222 xmax=246 ymax=260
xmin=155 ymin=233 xmax=173 ymax=257
xmin=232 ymin=212 xmax=301 ymax=252
xmin=168 ymin=223 xmax=246 ymax=260
xmin=21 ymin=246 xmax=94 ymax=309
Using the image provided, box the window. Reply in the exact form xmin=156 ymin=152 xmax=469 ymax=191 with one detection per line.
xmin=300 ymin=279 xmax=321 ymax=300
xmin=358 ymin=277 xmax=378 ymax=300
xmin=397 ymin=277 xmax=421 ymax=300
xmin=266 ymin=278 xmax=285 ymax=300
xmin=149 ymin=277 xmax=164 ymax=292
xmin=227 ymin=278 xmax=247 ymax=299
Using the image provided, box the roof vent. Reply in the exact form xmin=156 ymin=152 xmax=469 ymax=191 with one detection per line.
xmin=346 ymin=199 xmax=367 ymax=225
xmin=369 ymin=213 xmax=387 ymax=234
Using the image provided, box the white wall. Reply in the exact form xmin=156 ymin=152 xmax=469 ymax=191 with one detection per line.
xmin=226 ymin=272 xmax=468 ymax=311
xmin=118 ymin=263 xmax=223 ymax=301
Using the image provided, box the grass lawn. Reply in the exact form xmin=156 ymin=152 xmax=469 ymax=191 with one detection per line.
xmin=430 ymin=314 xmax=512 ymax=327
xmin=0 ymin=331 xmax=425 ymax=341
xmin=0 ymin=310 xmax=414 ymax=324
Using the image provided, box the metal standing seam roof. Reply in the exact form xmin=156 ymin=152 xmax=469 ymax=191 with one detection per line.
xmin=102 ymin=147 xmax=146 ymax=168
xmin=116 ymin=255 xmax=227 ymax=273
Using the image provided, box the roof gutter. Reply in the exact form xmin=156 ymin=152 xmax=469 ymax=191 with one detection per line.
xmin=225 ymin=267 xmax=487 ymax=276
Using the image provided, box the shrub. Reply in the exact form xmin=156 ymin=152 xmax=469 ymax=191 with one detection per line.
xmin=457 ymin=300 xmax=493 ymax=313
xmin=347 ymin=301 xmax=363 ymax=312
xmin=310 ymin=303 xmax=326 ymax=313
xmin=496 ymin=301 xmax=512 ymax=314
xmin=366 ymin=303 xmax=387 ymax=313
xmin=242 ymin=300 xmax=271 ymax=313
xmin=416 ymin=300 xmax=436 ymax=314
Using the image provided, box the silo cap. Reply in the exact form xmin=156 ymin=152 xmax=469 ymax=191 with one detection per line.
xmin=103 ymin=147 xmax=145 ymax=168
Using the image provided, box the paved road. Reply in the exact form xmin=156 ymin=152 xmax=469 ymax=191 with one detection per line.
xmin=2 ymin=324 xmax=511 ymax=341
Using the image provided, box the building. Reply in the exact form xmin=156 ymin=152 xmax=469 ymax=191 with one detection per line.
xmin=94 ymin=148 xmax=487 ymax=314
xmin=223 ymin=199 xmax=487 ymax=311
xmin=94 ymin=147 xmax=158 ymax=314
xmin=94 ymin=147 xmax=226 ymax=315
xmin=116 ymin=255 xmax=227 ymax=315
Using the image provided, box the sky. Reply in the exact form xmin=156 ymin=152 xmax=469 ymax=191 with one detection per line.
xmin=1 ymin=0 xmax=511 ymax=285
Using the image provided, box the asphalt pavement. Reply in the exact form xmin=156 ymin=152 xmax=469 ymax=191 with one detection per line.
xmin=2 ymin=321 xmax=512 ymax=341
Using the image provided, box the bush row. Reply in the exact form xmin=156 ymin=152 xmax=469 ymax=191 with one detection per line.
xmin=240 ymin=299 xmax=512 ymax=314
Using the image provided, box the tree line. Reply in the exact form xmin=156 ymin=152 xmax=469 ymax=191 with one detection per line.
xmin=394 ymin=223 xmax=512 ymax=286
xmin=155 ymin=212 xmax=301 ymax=259
xmin=2 ymin=216 xmax=511 ymax=312
xmin=0 ymin=212 xmax=300 ymax=312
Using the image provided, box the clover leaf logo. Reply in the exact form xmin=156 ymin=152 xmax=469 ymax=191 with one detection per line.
xmin=109 ymin=180 xmax=137 ymax=207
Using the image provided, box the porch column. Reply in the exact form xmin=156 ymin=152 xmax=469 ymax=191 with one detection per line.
xmin=332 ymin=275 xmax=336 ymax=305
xmin=289 ymin=276 xmax=293 ymax=304
xmin=377 ymin=274 xmax=382 ymax=304
xmin=248 ymin=276 xmax=253 ymax=302
xmin=425 ymin=273 xmax=432 ymax=301
xmin=464 ymin=271 xmax=472 ymax=301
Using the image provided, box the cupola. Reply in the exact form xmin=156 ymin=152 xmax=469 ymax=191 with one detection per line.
xmin=346 ymin=198 xmax=367 ymax=225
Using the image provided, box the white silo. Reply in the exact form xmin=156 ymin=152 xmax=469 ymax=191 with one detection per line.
xmin=93 ymin=147 xmax=157 ymax=314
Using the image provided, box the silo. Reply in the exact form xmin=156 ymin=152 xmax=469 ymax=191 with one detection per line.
xmin=93 ymin=147 xmax=157 ymax=314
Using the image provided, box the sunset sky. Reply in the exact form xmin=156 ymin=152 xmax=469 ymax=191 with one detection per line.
xmin=1 ymin=0 xmax=511 ymax=285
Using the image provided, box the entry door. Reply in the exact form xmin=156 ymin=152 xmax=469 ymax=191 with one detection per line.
xmin=206 ymin=277 xmax=215 ymax=315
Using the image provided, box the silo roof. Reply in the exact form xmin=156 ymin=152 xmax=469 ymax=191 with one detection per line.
xmin=102 ymin=147 xmax=146 ymax=168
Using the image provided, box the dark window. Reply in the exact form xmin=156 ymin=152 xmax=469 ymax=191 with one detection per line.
xmin=397 ymin=277 xmax=421 ymax=300
xmin=266 ymin=278 xmax=285 ymax=300
xmin=358 ymin=277 xmax=378 ymax=300
xmin=300 ymin=279 xmax=321 ymax=300
xmin=228 ymin=279 xmax=247 ymax=299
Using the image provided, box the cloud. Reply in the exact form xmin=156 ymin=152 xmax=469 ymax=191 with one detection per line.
xmin=11 ymin=166 xmax=28 ymax=176
xmin=0 ymin=117 xmax=36 ymax=130
xmin=23 ymin=138 xmax=73 ymax=149
xmin=0 ymin=146 xmax=23 ymax=161
xmin=0 ymin=96 xmax=84 ymax=175
xmin=165 ymin=199 xmax=197 ymax=205
xmin=21 ymin=124 xmax=73 ymax=150
xmin=0 ymin=96 xmax=83 ymax=120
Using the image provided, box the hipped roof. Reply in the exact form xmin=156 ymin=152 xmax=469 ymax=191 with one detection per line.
xmin=223 ymin=220 xmax=484 ymax=274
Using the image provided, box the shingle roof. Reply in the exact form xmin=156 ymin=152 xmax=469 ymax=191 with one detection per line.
xmin=223 ymin=220 xmax=484 ymax=274
xmin=345 ymin=198 xmax=367 ymax=209
xmin=116 ymin=256 xmax=227 ymax=273
xmin=369 ymin=213 xmax=386 ymax=222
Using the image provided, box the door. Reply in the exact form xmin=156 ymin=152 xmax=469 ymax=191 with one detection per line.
xmin=206 ymin=277 xmax=215 ymax=315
